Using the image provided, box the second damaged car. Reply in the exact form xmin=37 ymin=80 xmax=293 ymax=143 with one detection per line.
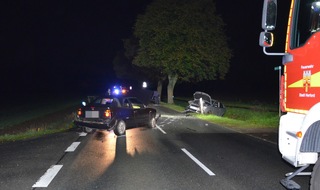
xmin=74 ymin=95 xmax=158 ymax=136
xmin=185 ymin=91 xmax=226 ymax=116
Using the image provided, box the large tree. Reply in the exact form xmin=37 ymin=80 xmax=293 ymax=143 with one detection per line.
xmin=120 ymin=37 xmax=166 ymax=93
xmin=133 ymin=0 xmax=232 ymax=103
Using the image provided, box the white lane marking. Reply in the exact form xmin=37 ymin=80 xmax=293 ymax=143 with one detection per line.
xmin=79 ymin=132 xmax=87 ymax=136
xmin=32 ymin=165 xmax=63 ymax=187
xmin=65 ymin=142 xmax=81 ymax=152
xmin=156 ymin=125 xmax=167 ymax=134
xmin=181 ymin=148 xmax=215 ymax=176
xmin=160 ymin=114 xmax=191 ymax=119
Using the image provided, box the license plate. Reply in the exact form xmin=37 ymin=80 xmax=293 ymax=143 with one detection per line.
xmin=85 ymin=111 xmax=99 ymax=118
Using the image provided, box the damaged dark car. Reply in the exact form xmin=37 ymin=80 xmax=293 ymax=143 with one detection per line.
xmin=74 ymin=95 xmax=159 ymax=136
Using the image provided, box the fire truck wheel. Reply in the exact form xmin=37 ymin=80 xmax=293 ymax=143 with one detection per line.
xmin=310 ymin=159 xmax=320 ymax=190
xmin=114 ymin=120 xmax=126 ymax=136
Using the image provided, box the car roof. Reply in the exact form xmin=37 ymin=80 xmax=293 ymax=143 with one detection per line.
xmin=93 ymin=88 xmax=153 ymax=105
xmin=100 ymin=95 xmax=137 ymax=101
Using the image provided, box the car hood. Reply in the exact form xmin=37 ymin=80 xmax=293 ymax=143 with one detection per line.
xmin=193 ymin=91 xmax=211 ymax=102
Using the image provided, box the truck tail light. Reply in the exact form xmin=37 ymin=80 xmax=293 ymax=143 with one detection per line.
xmin=77 ymin=108 xmax=82 ymax=116
xmin=104 ymin=109 xmax=111 ymax=118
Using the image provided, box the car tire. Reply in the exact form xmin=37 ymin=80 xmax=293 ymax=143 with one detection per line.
xmin=114 ymin=120 xmax=126 ymax=136
xmin=148 ymin=116 xmax=156 ymax=128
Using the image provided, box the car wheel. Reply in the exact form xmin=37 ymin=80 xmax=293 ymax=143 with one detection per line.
xmin=148 ymin=116 xmax=156 ymax=128
xmin=114 ymin=120 xmax=126 ymax=136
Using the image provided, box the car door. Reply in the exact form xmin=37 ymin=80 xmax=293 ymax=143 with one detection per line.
xmin=128 ymin=97 xmax=149 ymax=125
xmin=120 ymin=98 xmax=137 ymax=127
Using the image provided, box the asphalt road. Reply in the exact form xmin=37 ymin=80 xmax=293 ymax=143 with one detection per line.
xmin=0 ymin=105 xmax=311 ymax=190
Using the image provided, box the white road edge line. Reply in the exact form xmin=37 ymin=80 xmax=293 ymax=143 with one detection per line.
xmin=65 ymin=142 xmax=81 ymax=152
xmin=32 ymin=165 xmax=63 ymax=188
xmin=181 ymin=148 xmax=215 ymax=176
xmin=79 ymin=132 xmax=87 ymax=136
xmin=156 ymin=125 xmax=167 ymax=134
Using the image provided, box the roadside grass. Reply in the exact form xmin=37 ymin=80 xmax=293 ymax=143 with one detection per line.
xmin=0 ymin=94 xmax=80 ymax=143
xmin=0 ymin=96 xmax=80 ymax=130
xmin=0 ymin=128 xmax=68 ymax=143
xmin=163 ymin=98 xmax=279 ymax=129
xmin=0 ymin=112 xmax=76 ymax=143
xmin=196 ymin=108 xmax=279 ymax=129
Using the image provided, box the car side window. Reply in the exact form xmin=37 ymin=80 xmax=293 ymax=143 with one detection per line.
xmin=101 ymin=98 xmax=108 ymax=104
xmin=123 ymin=99 xmax=131 ymax=108
xmin=111 ymin=99 xmax=120 ymax=107
xmin=128 ymin=98 xmax=144 ymax=109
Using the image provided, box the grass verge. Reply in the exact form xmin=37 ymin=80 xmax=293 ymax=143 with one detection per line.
xmin=0 ymin=128 xmax=70 ymax=143
xmin=0 ymin=107 xmax=77 ymax=143
xmin=162 ymin=98 xmax=279 ymax=130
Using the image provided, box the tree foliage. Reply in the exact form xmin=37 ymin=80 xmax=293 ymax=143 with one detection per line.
xmin=133 ymin=0 xmax=232 ymax=83
xmin=123 ymin=37 xmax=165 ymax=82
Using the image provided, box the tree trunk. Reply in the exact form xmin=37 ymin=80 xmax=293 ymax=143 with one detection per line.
xmin=167 ymin=74 xmax=178 ymax=104
xmin=157 ymin=80 xmax=163 ymax=101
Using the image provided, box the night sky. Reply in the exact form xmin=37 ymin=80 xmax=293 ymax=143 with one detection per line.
xmin=1 ymin=0 xmax=290 ymax=101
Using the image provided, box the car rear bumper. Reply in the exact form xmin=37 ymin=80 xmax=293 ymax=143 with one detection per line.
xmin=73 ymin=119 xmax=115 ymax=130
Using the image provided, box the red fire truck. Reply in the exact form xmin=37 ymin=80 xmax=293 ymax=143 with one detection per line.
xmin=260 ymin=0 xmax=320 ymax=189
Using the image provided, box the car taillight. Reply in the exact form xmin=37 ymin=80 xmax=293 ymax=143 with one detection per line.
xmin=77 ymin=108 xmax=82 ymax=116
xmin=104 ymin=109 xmax=111 ymax=118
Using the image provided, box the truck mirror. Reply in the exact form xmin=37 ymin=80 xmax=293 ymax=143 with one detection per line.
xmin=312 ymin=2 xmax=320 ymax=13
xmin=259 ymin=32 xmax=274 ymax=47
xmin=262 ymin=0 xmax=277 ymax=30
xmin=310 ymin=2 xmax=320 ymax=33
